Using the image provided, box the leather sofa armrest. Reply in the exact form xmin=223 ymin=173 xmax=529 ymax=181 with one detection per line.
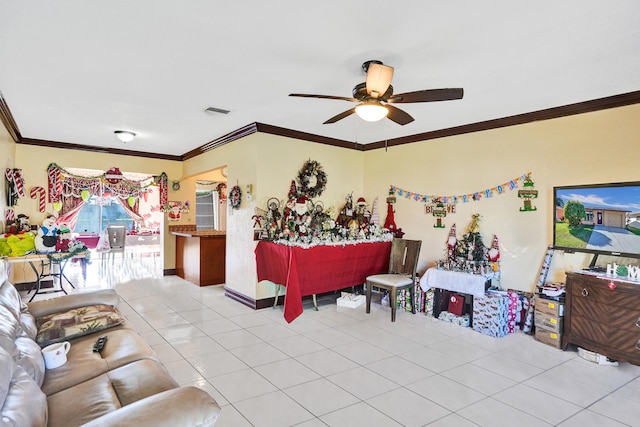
xmin=81 ymin=387 xmax=221 ymax=427
xmin=27 ymin=289 xmax=120 ymax=318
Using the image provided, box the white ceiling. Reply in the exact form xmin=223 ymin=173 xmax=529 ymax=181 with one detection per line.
xmin=1 ymin=1 xmax=639 ymax=157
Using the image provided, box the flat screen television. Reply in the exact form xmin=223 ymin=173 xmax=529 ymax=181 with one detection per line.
xmin=553 ymin=181 xmax=640 ymax=261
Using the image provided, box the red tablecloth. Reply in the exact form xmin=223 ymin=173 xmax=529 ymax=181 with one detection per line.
xmin=255 ymin=240 xmax=392 ymax=323
xmin=75 ymin=235 xmax=99 ymax=249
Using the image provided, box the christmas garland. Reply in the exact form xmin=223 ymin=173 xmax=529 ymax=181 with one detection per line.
xmin=297 ymin=160 xmax=327 ymax=198
xmin=229 ymin=185 xmax=242 ymax=209
xmin=391 ymin=172 xmax=532 ymax=204
xmin=46 ymin=163 xmax=165 ymax=202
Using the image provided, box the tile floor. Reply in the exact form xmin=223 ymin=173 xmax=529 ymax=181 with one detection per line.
xmin=22 ymin=258 xmax=640 ymax=426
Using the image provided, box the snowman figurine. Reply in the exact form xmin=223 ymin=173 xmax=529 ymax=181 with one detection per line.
xmin=35 ymin=215 xmax=58 ymax=253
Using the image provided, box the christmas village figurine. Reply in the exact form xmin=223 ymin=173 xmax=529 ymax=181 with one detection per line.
xmin=518 ymin=173 xmax=538 ymax=212
xmin=438 ymin=214 xmax=500 ymax=277
xmin=251 ymin=159 xmax=392 ymax=244
xmin=56 ymin=223 xmax=73 ymax=252
xmin=336 ymin=193 xmax=354 ymax=229
xmin=383 ymin=188 xmax=404 ymax=237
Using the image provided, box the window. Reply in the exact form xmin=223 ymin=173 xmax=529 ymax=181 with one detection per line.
xmin=75 ymin=196 xmax=134 ymax=234
xmin=585 ymin=211 xmax=594 ymax=222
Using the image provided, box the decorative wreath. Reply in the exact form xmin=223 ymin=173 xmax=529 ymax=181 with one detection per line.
xmin=296 ymin=160 xmax=327 ymax=198
xmin=229 ymin=185 xmax=242 ymax=210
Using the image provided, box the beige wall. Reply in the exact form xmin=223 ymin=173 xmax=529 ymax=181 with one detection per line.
xmin=14 ymin=145 xmax=182 ymax=269
xmin=6 ymin=102 xmax=640 ymax=301
xmin=183 ymin=132 xmax=364 ymax=300
xmin=364 ymin=104 xmax=640 ymax=290
xmin=0 ymin=126 xmax=16 ymax=231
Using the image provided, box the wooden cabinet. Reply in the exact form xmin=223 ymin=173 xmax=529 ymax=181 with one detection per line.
xmin=174 ymin=232 xmax=226 ymax=286
xmin=563 ymin=272 xmax=640 ymax=365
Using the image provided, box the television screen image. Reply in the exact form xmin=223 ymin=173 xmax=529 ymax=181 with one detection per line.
xmin=553 ymin=182 xmax=640 ymax=259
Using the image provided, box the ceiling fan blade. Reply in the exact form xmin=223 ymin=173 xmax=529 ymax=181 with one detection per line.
xmin=388 ymin=88 xmax=464 ymax=104
xmin=386 ymin=105 xmax=414 ymax=125
xmin=323 ymin=107 xmax=356 ymax=124
xmin=366 ymin=63 xmax=394 ymax=98
xmin=289 ymin=93 xmax=358 ymax=102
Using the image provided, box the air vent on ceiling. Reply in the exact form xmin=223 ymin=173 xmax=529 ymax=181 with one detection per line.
xmin=204 ymin=106 xmax=230 ymax=115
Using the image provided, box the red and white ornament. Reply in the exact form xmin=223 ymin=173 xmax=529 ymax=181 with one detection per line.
xmin=30 ymin=186 xmax=46 ymax=212
xmin=5 ymin=208 xmax=14 ymax=223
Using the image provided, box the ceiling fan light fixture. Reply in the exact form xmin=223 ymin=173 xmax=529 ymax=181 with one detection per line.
xmin=365 ymin=63 xmax=394 ymax=98
xmin=355 ymin=102 xmax=388 ymax=122
xmin=114 ymin=130 xmax=136 ymax=143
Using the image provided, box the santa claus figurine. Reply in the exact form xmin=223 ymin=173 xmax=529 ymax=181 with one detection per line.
xmin=447 ymin=224 xmax=457 ymax=260
xmin=294 ymin=196 xmax=311 ymax=236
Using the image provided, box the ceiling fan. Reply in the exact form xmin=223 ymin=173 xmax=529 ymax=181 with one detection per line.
xmin=290 ymin=60 xmax=463 ymax=125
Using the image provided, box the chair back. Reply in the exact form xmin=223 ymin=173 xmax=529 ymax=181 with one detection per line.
xmin=388 ymin=238 xmax=421 ymax=280
xmin=106 ymin=225 xmax=126 ymax=250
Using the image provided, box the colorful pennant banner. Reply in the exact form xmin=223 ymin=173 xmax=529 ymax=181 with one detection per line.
xmin=391 ymin=172 xmax=532 ymax=205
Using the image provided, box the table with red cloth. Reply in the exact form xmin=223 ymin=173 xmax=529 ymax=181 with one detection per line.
xmin=74 ymin=234 xmax=99 ymax=249
xmin=255 ymin=240 xmax=392 ymax=323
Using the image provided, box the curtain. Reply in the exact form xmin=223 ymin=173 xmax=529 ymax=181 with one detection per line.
xmin=58 ymin=195 xmax=86 ymax=231
xmin=115 ymin=197 xmax=143 ymax=223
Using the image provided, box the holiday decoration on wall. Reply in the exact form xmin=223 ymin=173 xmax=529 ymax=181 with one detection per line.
xmin=296 ymin=159 xmax=327 ymax=198
xmin=5 ymin=168 xmax=26 ymax=206
xmin=29 ymin=186 xmax=46 ymax=212
xmin=229 ymin=185 xmax=242 ymax=210
xmin=5 ymin=208 xmax=15 ymax=224
xmin=426 ymin=198 xmax=451 ymax=228
xmin=45 ymin=163 xmax=167 ymax=210
xmin=390 ymin=172 xmax=534 ymax=206
xmin=517 ymin=173 xmax=538 ymax=212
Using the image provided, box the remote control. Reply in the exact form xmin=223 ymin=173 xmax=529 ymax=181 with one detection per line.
xmin=93 ymin=336 xmax=107 ymax=352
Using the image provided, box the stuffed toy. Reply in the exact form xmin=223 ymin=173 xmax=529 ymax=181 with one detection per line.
xmin=5 ymin=219 xmax=18 ymax=235
xmin=56 ymin=223 xmax=73 ymax=252
xmin=17 ymin=214 xmax=30 ymax=233
xmin=35 ymin=215 xmax=58 ymax=253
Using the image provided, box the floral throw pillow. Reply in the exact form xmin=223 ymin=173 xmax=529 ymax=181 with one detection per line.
xmin=36 ymin=304 xmax=124 ymax=347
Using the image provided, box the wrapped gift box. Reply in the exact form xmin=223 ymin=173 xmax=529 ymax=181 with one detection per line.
xmin=397 ymin=281 xmax=432 ymax=313
xmin=472 ymin=291 xmax=509 ymax=338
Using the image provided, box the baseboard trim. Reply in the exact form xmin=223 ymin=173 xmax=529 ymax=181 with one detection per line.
xmin=224 ymin=287 xmax=257 ymax=309
xmin=223 ymin=287 xmax=284 ymax=310
xmin=163 ymin=268 xmax=176 ymax=276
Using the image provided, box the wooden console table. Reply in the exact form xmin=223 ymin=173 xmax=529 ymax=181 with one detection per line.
xmin=173 ymin=231 xmax=225 ymax=286
xmin=563 ymin=271 xmax=640 ymax=365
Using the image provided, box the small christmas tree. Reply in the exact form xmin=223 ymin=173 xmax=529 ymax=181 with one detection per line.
xmin=460 ymin=214 xmax=486 ymax=262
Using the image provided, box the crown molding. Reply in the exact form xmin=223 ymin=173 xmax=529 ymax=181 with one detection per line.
xmin=2 ymin=90 xmax=639 ymax=160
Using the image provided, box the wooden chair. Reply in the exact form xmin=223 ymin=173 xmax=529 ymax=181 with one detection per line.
xmin=365 ymin=238 xmax=421 ymax=322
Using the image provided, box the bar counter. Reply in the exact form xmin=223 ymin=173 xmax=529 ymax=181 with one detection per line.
xmin=172 ymin=230 xmax=226 ymax=286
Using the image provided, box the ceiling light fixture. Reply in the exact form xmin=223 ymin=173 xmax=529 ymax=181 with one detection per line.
xmin=114 ymin=130 xmax=136 ymax=143
xmin=355 ymin=101 xmax=389 ymax=122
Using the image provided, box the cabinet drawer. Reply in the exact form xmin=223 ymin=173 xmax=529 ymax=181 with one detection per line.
xmin=568 ymin=314 xmax=611 ymax=345
xmin=609 ymin=328 xmax=640 ymax=356
xmin=571 ymin=295 xmax=609 ymax=321
xmin=570 ymin=279 xmax=639 ymax=309
xmin=610 ymin=310 xmax=640 ymax=334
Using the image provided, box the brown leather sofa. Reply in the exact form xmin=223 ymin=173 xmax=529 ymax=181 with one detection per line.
xmin=0 ymin=265 xmax=221 ymax=426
